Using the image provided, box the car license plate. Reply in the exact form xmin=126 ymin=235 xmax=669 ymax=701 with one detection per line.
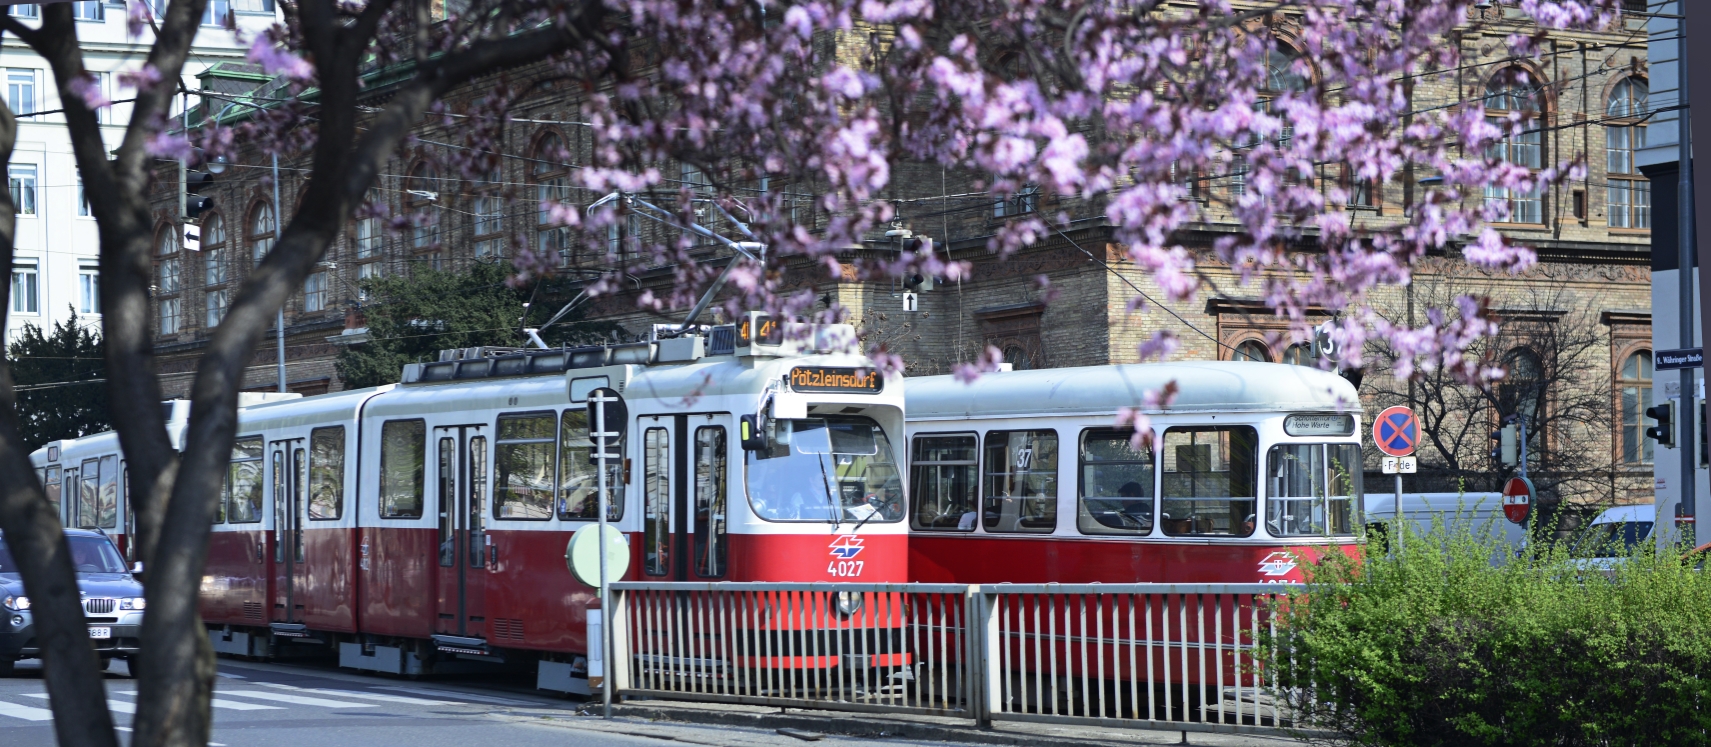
xmin=89 ymin=627 xmax=111 ymax=639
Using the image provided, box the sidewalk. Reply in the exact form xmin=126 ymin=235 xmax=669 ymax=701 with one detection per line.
xmin=570 ymin=698 xmax=1313 ymax=747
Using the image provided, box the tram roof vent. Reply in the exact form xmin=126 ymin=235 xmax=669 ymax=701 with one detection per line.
xmin=402 ymin=342 xmax=657 ymax=385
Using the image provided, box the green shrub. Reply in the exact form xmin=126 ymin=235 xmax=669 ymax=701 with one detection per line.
xmin=1262 ymin=516 xmax=1711 ymax=746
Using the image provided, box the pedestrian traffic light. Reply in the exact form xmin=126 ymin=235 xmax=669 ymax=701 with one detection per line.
xmin=1647 ymin=401 xmax=1677 ymax=449
xmin=184 ymin=169 xmax=214 ymax=221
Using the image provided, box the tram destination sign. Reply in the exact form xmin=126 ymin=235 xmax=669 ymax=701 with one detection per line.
xmin=789 ymin=366 xmax=884 ymax=394
xmin=1656 ymin=348 xmax=1704 ymax=371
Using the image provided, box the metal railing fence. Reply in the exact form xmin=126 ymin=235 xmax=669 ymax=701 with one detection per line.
xmin=609 ymin=581 xmax=1302 ymax=735
xmin=977 ymin=584 xmax=1296 ymax=734
xmin=610 ymin=582 xmax=977 ymax=717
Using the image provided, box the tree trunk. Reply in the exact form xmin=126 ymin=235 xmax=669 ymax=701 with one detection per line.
xmin=0 ymin=89 xmax=122 ymax=747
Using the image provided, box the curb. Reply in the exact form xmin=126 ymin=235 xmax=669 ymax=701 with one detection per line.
xmin=607 ymin=701 xmax=1177 ymax=747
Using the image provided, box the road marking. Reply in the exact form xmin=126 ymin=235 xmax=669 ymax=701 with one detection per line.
xmin=215 ymin=672 xmax=247 ymax=680
xmin=24 ymin=693 xmax=136 ymax=714
xmin=0 ymin=699 xmax=55 ymax=721
xmin=371 ymin=685 xmax=536 ymax=706
xmin=258 ymin=683 xmax=457 ymax=705
xmin=214 ymin=690 xmax=377 ymax=708
xmin=115 ymin=692 xmax=284 ymax=711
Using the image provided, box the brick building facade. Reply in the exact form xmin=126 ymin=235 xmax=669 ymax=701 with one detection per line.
xmin=150 ymin=7 xmax=1656 ymax=505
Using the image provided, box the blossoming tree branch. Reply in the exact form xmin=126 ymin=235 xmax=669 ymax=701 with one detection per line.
xmin=0 ymin=0 xmax=1618 ymax=744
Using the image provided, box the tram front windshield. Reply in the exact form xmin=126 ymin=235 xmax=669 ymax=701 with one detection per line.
xmin=746 ymin=416 xmax=905 ymax=523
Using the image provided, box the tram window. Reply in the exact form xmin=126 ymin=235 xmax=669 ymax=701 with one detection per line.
xmin=308 ymin=427 xmax=344 ymax=520
xmin=643 ymin=427 xmax=671 ymax=575
xmin=97 ymin=456 xmax=118 ymax=529
xmin=42 ymin=466 xmax=60 ymax=518
xmin=909 ymin=434 xmax=978 ymax=531
xmin=693 ymin=426 xmax=728 ymax=577
xmin=379 ymin=419 xmax=426 ymax=519
xmin=470 ymin=436 xmax=487 ymax=567
xmin=1160 ymin=426 xmax=1256 ymax=537
xmin=559 ymin=409 xmax=624 ymax=521
xmin=494 ymin=412 xmax=556 ymax=520
xmin=438 ymin=438 xmax=456 ymax=567
xmin=982 ymin=430 xmax=1058 ymax=533
xmin=1078 ymin=429 xmax=1155 ymax=536
xmin=78 ymin=459 xmax=99 ymax=529
xmin=744 ymin=417 xmax=905 ymax=524
xmin=1267 ymin=443 xmax=1362 ymax=537
xmin=226 ymin=438 xmax=264 ymax=524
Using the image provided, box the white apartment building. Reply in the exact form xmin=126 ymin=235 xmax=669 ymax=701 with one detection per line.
xmin=4 ymin=0 xmax=278 ymax=342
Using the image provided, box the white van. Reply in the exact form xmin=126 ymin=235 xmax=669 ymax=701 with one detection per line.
xmin=1363 ymin=492 xmax=1528 ymax=554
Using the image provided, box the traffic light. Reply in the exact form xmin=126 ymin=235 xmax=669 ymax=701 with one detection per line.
xmin=1647 ymin=401 xmax=1677 ymax=449
xmin=1490 ymin=423 xmax=1519 ymax=468
xmin=183 ymin=169 xmax=214 ymax=221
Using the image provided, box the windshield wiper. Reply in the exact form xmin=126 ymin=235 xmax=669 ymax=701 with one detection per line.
xmin=816 ymin=452 xmax=841 ymax=530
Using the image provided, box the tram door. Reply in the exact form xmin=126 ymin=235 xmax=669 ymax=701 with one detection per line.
xmin=270 ymin=439 xmax=306 ymax=623
xmin=434 ymin=425 xmax=488 ymax=637
xmin=640 ymin=414 xmax=733 ymax=582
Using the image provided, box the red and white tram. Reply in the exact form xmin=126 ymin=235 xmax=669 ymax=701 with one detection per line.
xmin=32 ymin=319 xmax=908 ymax=693
xmin=904 ymin=361 xmax=1364 ymax=585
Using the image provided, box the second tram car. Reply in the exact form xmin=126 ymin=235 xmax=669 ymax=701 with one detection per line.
xmin=905 ymin=361 xmax=1364 ymax=584
xmin=32 ymin=319 xmax=909 ymax=693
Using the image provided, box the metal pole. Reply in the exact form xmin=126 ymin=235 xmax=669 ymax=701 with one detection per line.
xmin=1393 ymin=472 xmax=1403 ymax=555
xmin=272 ymin=153 xmax=286 ymax=393
xmin=1680 ymin=24 xmax=1697 ymax=544
xmin=595 ymin=395 xmax=612 ymax=719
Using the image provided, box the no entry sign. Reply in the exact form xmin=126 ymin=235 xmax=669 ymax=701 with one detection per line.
xmin=1502 ymin=476 xmax=1534 ymax=525
xmin=1373 ymin=406 xmax=1420 ymax=457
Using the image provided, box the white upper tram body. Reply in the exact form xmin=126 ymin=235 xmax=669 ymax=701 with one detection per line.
xmin=903 ymin=361 xmax=1365 ymax=584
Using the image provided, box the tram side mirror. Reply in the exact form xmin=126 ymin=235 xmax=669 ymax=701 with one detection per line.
xmin=740 ymin=415 xmax=767 ymax=451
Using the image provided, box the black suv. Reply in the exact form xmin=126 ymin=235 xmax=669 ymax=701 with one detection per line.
xmin=0 ymin=529 xmax=145 ymax=676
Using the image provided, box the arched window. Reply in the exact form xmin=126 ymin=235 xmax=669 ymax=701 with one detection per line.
xmin=1484 ymin=71 xmax=1544 ymax=224
xmin=1233 ymin=340 xmax=1272 ymax=363
xmin=1618 ymin=350 xmax=1653 ymax=465
xmin=533 ymin=134 xmax=570 ymax=264
xmin=472 ymin=168 xmax=504 ymax=258
xmin=407 ymin=163 xmax=441 ymax=269
xmin=1003 ymin=345 xmax=1032 ymax=371
xmin=1500 ymin=347 xmax=1545 ymax=427
xmin=203 ymin=212 xmax=229 ymax=286
xmin=1607 ymin=78 xmax=1650 ymax=229
xmin=1226 ymin=47 xmax=1309 ymax=202
xmin=156 ymin=229 xmax=180 ymax=335
xmin=248 ymin=202 xmax=275 ymax=263
xmin=1282 ymin=343 xmax=1312 ymax=366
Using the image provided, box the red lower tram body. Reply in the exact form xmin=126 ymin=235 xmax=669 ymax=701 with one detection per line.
xmin=909 ymin=535 xmax=1359 ymax=585
xmin=201 ymin=527 xmax=909 ymax=687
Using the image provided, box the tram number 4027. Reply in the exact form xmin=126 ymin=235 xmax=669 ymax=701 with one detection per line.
xmin=828 ymin=560 xmax=865 ymax=577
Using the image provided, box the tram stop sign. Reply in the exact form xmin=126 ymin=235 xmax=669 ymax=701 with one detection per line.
xmin=1502 ymin=476 xmax=1534 ymax=525
xmin=1373 ymin=405 xmax=1420 ymax=457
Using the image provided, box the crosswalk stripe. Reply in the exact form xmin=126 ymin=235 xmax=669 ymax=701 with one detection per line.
xmin=257 ymin=684 xmax=456 ymax=705
xmin=23 ymin=694 xmax=135 ymax=714
xmin=0 ymin=699 xmax=55 ymax=721
xmin=371 ymin=685 xmax=534 ymax=706
xmin=115 ymin=691 xmax=284 ymax=711
xmin=214 ymin=690 xmax=376 ymax=708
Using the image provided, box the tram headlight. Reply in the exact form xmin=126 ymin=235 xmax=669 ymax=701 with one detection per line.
xmin=835 ymin=591 xmax=864 ymax=619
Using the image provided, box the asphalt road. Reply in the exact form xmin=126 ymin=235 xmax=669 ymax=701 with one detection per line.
xmin=0 ymin=657 xmax=990 ymax=747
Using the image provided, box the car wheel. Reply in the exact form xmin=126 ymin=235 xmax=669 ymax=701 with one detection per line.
xmin=0 ymin=658 xmax=15 ymax=677
xmin=125 ymin=656 xmax=140 ymax=679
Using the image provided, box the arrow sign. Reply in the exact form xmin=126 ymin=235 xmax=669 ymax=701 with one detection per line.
xmin=1372 ymin=406 xmax=1419 ymax=457
xmin=1502 ymin=476 xmax=1533 ymax=525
